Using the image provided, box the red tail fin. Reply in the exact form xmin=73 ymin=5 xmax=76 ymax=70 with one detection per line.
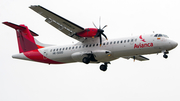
xmin=3 ymin=22 xmax=41 ymax=53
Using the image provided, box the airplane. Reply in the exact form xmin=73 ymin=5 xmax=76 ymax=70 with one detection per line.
xmin=3 ymin=5 xmax=178 ymax=71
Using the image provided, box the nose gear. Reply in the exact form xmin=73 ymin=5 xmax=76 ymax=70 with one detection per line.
xmin=163 ymin=50 xmax=169 ymax=59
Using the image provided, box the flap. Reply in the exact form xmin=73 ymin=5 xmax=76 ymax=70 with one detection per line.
xmin=122 ymin=55 xmax=149 ymax=61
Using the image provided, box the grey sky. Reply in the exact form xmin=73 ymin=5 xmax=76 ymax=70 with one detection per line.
xmin=0 ymin=0 xmax=180 ymax=101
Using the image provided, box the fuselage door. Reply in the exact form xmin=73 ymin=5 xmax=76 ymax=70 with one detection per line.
xmin=43 ymin=49 xmax=48 ymax=60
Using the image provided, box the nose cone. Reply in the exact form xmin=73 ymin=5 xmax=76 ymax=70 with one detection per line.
xmin=171 ymin=40 xmax=178 ymax=49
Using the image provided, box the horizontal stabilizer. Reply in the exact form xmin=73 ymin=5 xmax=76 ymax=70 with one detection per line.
xmin=3 ymin=22 xmax=39 ymax=36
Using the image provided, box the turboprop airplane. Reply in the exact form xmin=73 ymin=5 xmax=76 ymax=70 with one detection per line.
xmin=3 ymin=5 xmax=178 ymax=71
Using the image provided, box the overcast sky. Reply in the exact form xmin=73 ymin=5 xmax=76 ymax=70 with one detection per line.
xmin=0 ymin=0 xmax=180 ymax=101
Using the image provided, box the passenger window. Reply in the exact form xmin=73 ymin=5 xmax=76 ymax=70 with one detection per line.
xmin=124 ymin=40 xmax=126 ymax=43
xmin=66 ymin=47 xmax=68 ymax=50
xmin=59 ymin=48 xmax=61 ymax=51
xmin=83 ymin=45 xmax=85 ymax=48
xmin=127 ymin=40 xmax=130 ymax=43
xmin=76 ymin=46 xmax=78 ymax=49
xmin=114 ymin=41 xmax=116 ymax=44
xmin=121 ymin=41 xmax=123 ymax=43
xmin=62 ymin=48 xmax=64 ymax=50
xmin=69 ymin=47 xmax=71 ymax=50
xmin=93 ymin=44 xmax=95 ymax=47
xmin=117 ymin=41 xmax=119 ymax=44
xmin=89 ymin=44 xmax=91 ymax=47
xmin=86 ymin=45 xmax=88 ymax=47
xmin=103 ymin=43 xmax=105 ymax=45
xmin=50 ymin=49 xmax=52 ymax=52
xmin=53 ymin=49 xmax=55 ymax=51
xmin=72 ymin=47 xmax=74 ymax=49
xmin=96 ymin=44 xmax=98 ymax=46
xmin=56 ymin=49 xmax=59 ymax=51
xmin=135 ymin=39 xmax=137 ymax=42
xmin=107 ymin=42 xmax=109 ymax=45
xmin=110 ymin=42 xmax=112 ymax=44
xmin=79 ymin=46 xmax=81 ymax=48
xmin=131 ymin=39 xmax=133 ymax=42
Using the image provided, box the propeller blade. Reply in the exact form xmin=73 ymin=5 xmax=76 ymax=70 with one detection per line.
xmin=99 ymin=35 xmax=102 ymax=46
xmin=92 ymin=17 xmax=108 ymax=45
xmin=102 ymin=33 xmax=108 ymax=40
xmin=99 ymin=17 xmax=101 ymax=29
xmin=102 ymin=25 xmax=107 ymax=30
xmin=92 ymin=22 xmax=98 ymax=28
xmin=94 ymin=31 xmax=100 ymax=37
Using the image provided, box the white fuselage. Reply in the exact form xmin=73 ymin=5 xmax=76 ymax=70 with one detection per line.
xmin=15 ymin=34 xmax=176 ymax=64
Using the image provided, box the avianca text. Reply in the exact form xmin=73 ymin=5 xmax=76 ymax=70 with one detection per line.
xmin=134 ymin=43 xmax=153 ymax=49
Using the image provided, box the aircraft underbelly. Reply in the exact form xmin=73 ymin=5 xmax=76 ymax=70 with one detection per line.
xmin=38 ymin=49 xmax=74 ymax=63
xmin=48 ymin=53 xmax=74 ymax=63
xmin=112 ymin=46 xmax=161 ymax=58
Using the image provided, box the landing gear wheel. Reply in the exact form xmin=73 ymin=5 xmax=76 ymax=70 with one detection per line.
xmin=100 ymin=64 xmax=107 ymax=71
xmin=163 ymin=50 xmax=169 ymax=59
xmin=82 ymin=57 xmax=90 ymax=64
xmin=163 ymin=54 xmax=168 ymax=59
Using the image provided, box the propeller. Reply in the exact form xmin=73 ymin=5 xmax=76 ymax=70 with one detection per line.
xmin=93 ymin=17 xmax=108 ymax=46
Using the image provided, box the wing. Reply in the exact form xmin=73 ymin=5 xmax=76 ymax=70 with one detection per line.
xmin=122 ymin=55 xmax=149 ymax=61
xmin=29 ymin=5 xmax=85 ymax=42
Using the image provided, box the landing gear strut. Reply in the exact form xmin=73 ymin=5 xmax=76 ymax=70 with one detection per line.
xmin=163 ymin=50 xmax=169 ymax=59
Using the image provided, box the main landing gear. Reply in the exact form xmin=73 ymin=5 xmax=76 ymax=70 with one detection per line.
xmin=100 ymin=62 xmax=110 ymax=71
xmin=82 ymin=56 xmax=110 ymax=71
xmin=82 ymin=57 xmax=90 ymax=64
xmin=82 ymin=54 xmax=96 ymax=64
xmin=163 ymin=50 xmax=169 ymax=59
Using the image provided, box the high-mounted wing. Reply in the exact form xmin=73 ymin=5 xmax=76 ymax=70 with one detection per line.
xmin=122 ymin=55 xmax=149 ymax=61
xmin=29 ymin=5 xmax=85 ymax=42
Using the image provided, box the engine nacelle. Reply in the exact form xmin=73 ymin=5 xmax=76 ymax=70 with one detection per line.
xmin=76 ymin=28 xmax=98 ymax=37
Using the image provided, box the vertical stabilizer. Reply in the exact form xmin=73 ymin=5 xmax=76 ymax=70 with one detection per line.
xmin=3 ymin=22 xmax=40 ymax=53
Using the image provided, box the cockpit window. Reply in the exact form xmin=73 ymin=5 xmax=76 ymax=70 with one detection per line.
xmin=154 ymin=34 xmax=169 ymax=38
xmin=154 ymin=34 xmax=158 ymax=37
xmin=163 ymin=34 xmax=169 ymax=38
xmin=158 ymin=34 xmax=162 ymax=37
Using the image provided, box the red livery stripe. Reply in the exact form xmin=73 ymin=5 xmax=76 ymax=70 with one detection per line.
xmin=23 ymin=49 xmax=63 ymax=64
